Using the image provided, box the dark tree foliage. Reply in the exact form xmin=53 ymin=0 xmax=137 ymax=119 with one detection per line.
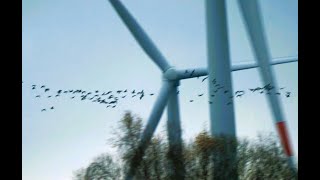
xmin=73 ymin=111 xmax=297 ymax=180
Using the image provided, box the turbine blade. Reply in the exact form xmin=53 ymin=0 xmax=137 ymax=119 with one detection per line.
xmin=167 ymin=83 xmax=185 ymax=179
xmin=176 ymin=68 xmax=208 ymax=79
xmin=238 ymin=0 xmax=296 ymax=172
xmin=109 ymin=0 xmax=171 ymax=72
xmin=231 ymin=56 xmax=298 ymax=72
xmin=125 ymin=80 xmax=174 ymax=180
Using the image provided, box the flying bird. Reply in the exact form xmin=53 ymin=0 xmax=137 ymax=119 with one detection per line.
xmin=190 ymin=69 xmax=195 ymax=77
xmin=235 ymin=91 xmax=244 ymax=94
xmin=45 ymin=88 xmax=50 ymax=92
xmin=150 ymin=93 xmax=154 ymax=96
xmin=190 ymin=100 xmax=194 ymax=102
xmin=285 ymin=92 xmax=291 ymax=97
xmin=35 ymin=95 xmax=40 ymax=98
xmin=202 ymin=76 xmax=208 ymax=82
xmin=41 ymin=109 xmax=46 ymax=112
xmin=198 ymin=94 xmax=204 ymax=97
xmin=50 ymin=106 xmax=54 ymax=110
xmin=41 ymin=85 xmax=45 ymax=88
xmin=139 ymin=93 xmax=144 ymax=100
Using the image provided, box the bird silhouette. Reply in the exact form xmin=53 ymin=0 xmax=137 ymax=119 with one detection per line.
xmin=139 ymin=93 xmax=144 ymax=100
xmin=124 ymin=89 xmax=127 ymax=93
xmin=132 ymin=90 xmax=135 ymax=94
xmin=122 ymin=95 xmax=126 ymax=98
xmin=198 ymin=94 xmax=204 ymax=97
xmin=47 ymin=96 xmax=52 ymax=98
xmin=235 ymin=90 xmax=244 ymax=94
xmin=209 ymin=101 xmax=213 ymax=104
xmin=45 ymin=88 xmax=50 ymax=92
xmin=117 ymin=90 xmax=122 ymax=94
xmin=202 ymin=76 xmax=208 ymax=82
xmin=50 ymin=106 xmax=54 ymax=110
xmin=224 ymin=90 xmax=229 ymax=94
xmin=227 ymin=102 xmax=232 ymax=105
xmin=109 ymin=100 xmax=117 ymax=104
xmin=190 ymin=100 xmax=194 ymax=102
xmin=71 ymin=96 xmax=75 ymax=99
xmin=35 ymin=95 xmax=40 ymax=98
xmin=95 ymin=90 xmax=99 ymax=93
xmin=41 ymin=109 xmax=46 ymax=112
xmin=190 ymin=69 xmax=195 ymax=77
xmin=150 ymin=93 xmax=154 ymax=96
xmin=285 ymin=92 xmax=291 ymax=97
xmin=41 ymin=85 xmax=45 ymax=88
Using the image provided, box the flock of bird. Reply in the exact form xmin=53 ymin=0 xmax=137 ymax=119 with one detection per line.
xmin=22 ymin=75 xmax=292 ymax=112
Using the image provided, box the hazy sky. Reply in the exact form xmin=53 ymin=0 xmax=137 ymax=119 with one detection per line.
xmin=22 ymin=0 xmax=298 ymax=179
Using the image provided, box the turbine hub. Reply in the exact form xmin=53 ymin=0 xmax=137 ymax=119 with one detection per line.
xmin=163 ymin=67 xmax=178 ymax=80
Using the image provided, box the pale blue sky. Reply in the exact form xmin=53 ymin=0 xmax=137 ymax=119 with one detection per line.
xmin=22 ymin=0 xmax=298 ymax=179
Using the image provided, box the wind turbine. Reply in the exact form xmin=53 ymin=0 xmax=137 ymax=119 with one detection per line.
xmin=108 ymin=0 xmax=297 ymax=179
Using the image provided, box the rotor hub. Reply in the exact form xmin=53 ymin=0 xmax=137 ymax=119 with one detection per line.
xmin=163 ymin=67 xmax=178 ymax=80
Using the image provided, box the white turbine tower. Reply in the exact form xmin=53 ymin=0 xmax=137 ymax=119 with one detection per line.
xmin=108 ymin=0 xmax=297 ymax=179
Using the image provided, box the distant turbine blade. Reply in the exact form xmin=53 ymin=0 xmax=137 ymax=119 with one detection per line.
xmin=125 ymin=80 xmax=174 ymax=180
xmin=167 ymin=82 xmax=185 ymax=179
xmin=238 ymin=0 xmax=296 ymax=172
xmin=109 ymin=0 xmax=171 ymax=72
xmin=231 ymin=56 xmax=298 ymax=72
